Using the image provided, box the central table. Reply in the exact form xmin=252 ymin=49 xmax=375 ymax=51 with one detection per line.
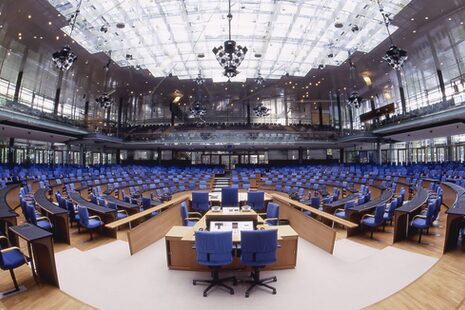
xmin=165 ymin=209 xmax=298 ymax=271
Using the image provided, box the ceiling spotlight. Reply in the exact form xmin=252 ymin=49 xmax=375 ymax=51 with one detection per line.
xmin=252 ymin=102 xmax=270 ymax=117
xmin=100 ymin=25 xmax=108 ymax=33
xmin=52 ymin=45 xmax=77 ymax=71
xmin=96 ymin=93 xmax=113 ymax=109
xmin=334 ymin=22 xmax=344 ymax=28
xmin=125 ymin=54 xmax=133 ymax=60
xmin=212 ymin=0 xmax=247 ymax=80
xmin=135 ymin=65 xmax=142 ymax=70
xmin=327 ymin=53 xmax=334 ymax=58
xmin=318 ymin=64 xmax=325 ymax=70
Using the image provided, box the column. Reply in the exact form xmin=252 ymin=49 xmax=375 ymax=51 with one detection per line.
xmin=447 ymin=136 xmax=453 ymax=162
xmin=377 ymin=142 xmax=382 ymax=165
xmin=157 ymin=149 xmax=162 ymax=165
xmin=246 ymin=100 xmax=251 ymax=125
xmin=336 ymin=91 xmax=343 ymax=131
xmin=7 ymin=138 xmax=14 ymax=167
xmin=79 ymin=145 xmax=85 ymax=166
xmin=116 ymin=149 xmax=121 ymax=165
xmin=117 ymin=97 xmax=123 ymax=137
xmin=396 ymin=70 xmax=407 ymax=115
xmin=64 ymin=144 xmax=70 ymax=165
xmin=340 ymin=148 xmax=344 ymax=163
xmin=53 ymin=71 xmax=64 ymax=115
xmin=13 ymin=49 xmax=28 ymax=102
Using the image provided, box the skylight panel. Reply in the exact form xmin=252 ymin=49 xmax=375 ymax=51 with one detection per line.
xmin=48 ymin=0 xmax=412 ymax=81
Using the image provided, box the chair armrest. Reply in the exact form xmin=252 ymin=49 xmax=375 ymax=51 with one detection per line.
xmin=37 ymin=216 xmax=51 ymax=223
xmin=188 ymin=211 xmax=203 ymax=217
xmin=258 ymin=212 xmax=266 ymax=217
xmin=0 ymin=246 xmax=23 ymax=254
xmin=361 ymin=214 xmax=374 ymax=220
xmin=412 ymin=215 xmax=426 ymax=220
xmin=0 ymin=236 xmax=8 ymax=241
xmin=186 ymin=217 xmax=201 ymax=221
xmin=89 ymin=215 xmax=103 ymax=222
xmin=334 ymin=208 xmax=344 ymax=214
xmin=264 ymin=218 xmax=279 ymax=224
xmin=117 ymin=210 xmax=129 ymax=216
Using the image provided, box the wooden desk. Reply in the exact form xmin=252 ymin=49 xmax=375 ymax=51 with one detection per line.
xmin=270 ymin=193 xmax=357 ymax=254
xmin=106 ymin=193 xmax=190 ymax=255
xmin=69 ymin=191 xmax=117 ymax=238
xmin=165 ymin=210 xmax=298 ymax=271
xmin=9 ymin=224 xmax=59 ymax=288
xmin=345 ymin=188 xmax=394 ymax=236
xmin=442 ymin=182 xmax=465 ymax=253
xmin=0 ymin=184 xmax=20 ymax=246
xmin=393 ymin=187 xmax=429 ymax=242
xmin=34 ymin=189 xmax=70 ymax=244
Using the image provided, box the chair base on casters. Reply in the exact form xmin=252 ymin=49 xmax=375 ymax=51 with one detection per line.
xmin=193 ymin=267 xmax=237 ymax=297
xmin=243 ymin=267 xmax=277 ymax=298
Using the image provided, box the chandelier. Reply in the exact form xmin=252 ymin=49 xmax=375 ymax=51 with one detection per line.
xmin=96 ymin=93 xmax=113 ymax=109
xmin=52 ymin=0 xmax=82 ymax=71
xmin=255 ymin=72 xmax=265 ymax=86
xmin=190 ymin=101 xmax=207 ymax=118
xmin=253 ymin=102 xmax=270 ymax=117
xmin=347 ymin=52 xmax=363 ymax=109
xmin=378 ymin=1 xmax=407 ymax=70
xmin=212 ymin=0 xmax=248 ymax=80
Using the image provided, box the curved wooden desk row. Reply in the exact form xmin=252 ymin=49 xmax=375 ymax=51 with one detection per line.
xmin=393 ymin=186 xmax=429 ymax=243
xmin=165 ymin=210 xmax=298 ymax=271
xmin=442 ymin=182 xmax=465 ymax=253
xmin=0 ymin=183 xmax=20 ymax=245
xmin=34 ymin=189 xmax=70 ymax=244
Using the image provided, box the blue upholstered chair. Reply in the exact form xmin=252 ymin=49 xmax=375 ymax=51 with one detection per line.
xmin=78 ymin=205 xmax=103 ymax=241
xmin=247 ymin=191 xmax=265 ymax=211
xmin=383 ymin=199 xmax=398 ymax=225
xmin=193 ymin=231 xmax=236 ymax=297
xmin=180 ymin=202 xmax=201 ymax=227
xmin=26 ymin=203 xmax=53 ymax=232
xmin=141 ymin=197 xmax=158 ymax=217
xmin=0 ymin=236 xmax=27 ymax=295
xmin=107 ymin=201 xmax=128 ymax=220
xmin=259 ymin=202 xmax=279 ymax=226
xmin=66 ymin=199 xmax=80 ymax=229
xmin=334 ymin=201 xmax=354 ymax=219
xmin=240 ymin=229 xmax=278 ymax=297
xmin=411 ymin=201 xmax=436 ymax=243
xmin=360 ymin=204 xmax=385 ymax=238
xmin=221 ymin=187 xmax=238 ymax=207
xmin=191 ymin=192 xmax=210 ymax=212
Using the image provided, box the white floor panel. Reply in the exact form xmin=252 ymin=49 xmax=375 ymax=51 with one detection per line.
xmin=55 ymin=238 xmax=437 ymax=310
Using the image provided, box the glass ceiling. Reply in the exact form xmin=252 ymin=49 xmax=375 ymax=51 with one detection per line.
xmin=48 ymin=0 xmax=411 ymax=82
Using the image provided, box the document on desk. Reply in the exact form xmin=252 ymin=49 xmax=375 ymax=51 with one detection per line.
xmin=210 ymin=221 xmax=254 ymax=235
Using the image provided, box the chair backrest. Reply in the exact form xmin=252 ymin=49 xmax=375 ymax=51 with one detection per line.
xmin=247 ymin=191 xmax=264 ymax=211
xmin=311 ymin=196 xmax=320 ymax=209
xmin=425 ymin=201 xmax=437 ymax=224
xmin=221 ymin=187 xmax=238 ymax=207
xmin=266 ymin=202 xmax=279 ymax=226
xmin=97 ymin=197 xmax=106 ymax=207
xmin=345 ymin=201 xmax=355 ymax=210
xmin=240 ymin=229 xmax=278 ymax=266
xmin=180 ymin=202 xmax=188 ymax=226
xmin=374 ymin=204 xmax=385 ymax=224
xmin=25 ymin=203 xmax=37 ymax=224
xmin=78 ymin=205 xmax=89 ymax=226
xmin=194 ymin=231 xmax=233 ymax=266
xmin=66 ymin=200 xmax=76 ymax=221
xmin=191 ymin=192 xmax=210 ymax=212
xmin=142 ymin=197 xmax=151 ymax=210
xmin=108 ymin=202 xmax=117 ymax=210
